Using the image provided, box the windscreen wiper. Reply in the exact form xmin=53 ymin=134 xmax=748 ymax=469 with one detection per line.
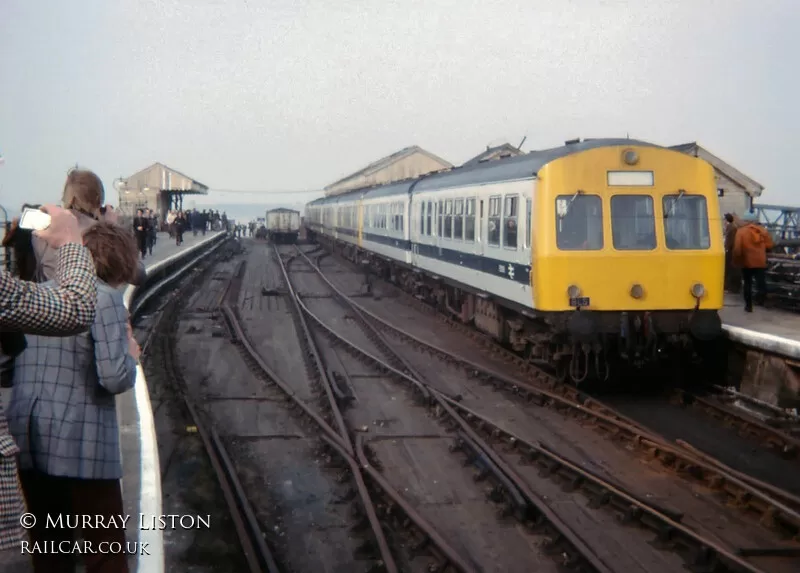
xmin=664 ymin=189 xmax=686 ymax=219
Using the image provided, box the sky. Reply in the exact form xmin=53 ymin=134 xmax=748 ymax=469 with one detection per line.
xmin=1 ymin=0 xmax=798 ymax=219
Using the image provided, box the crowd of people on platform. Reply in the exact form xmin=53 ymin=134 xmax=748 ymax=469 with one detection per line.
xmin=724 ymin=211 xmax=775 ymax=313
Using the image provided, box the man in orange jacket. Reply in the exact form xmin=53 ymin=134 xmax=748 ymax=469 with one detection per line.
xmin=732 ymin=211 xmax=774 ymax=312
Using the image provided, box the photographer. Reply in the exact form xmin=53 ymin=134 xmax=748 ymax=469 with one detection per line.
xmin=31 ymin=169 xmax=146 ymax=286
xmin=1 ymin=204 xmax=99 ymax=553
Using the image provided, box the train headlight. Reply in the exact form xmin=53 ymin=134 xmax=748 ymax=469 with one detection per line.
xmin=691 ymin=283 xmax=705 ymax=298
xmin=630 ymin=284 xmax=644 ymax=299
xmin=567 ymin=284 xmax=581 ymax=298
xmin=623 ymin=149 xmax=639 ymax=165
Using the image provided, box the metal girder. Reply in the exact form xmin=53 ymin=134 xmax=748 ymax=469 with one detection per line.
xmin=752 ymin=203 xmax=800 ymax=241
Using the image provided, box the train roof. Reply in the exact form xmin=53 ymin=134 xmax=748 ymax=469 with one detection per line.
xmin=307 ymin=138 xmax=662 ymax=206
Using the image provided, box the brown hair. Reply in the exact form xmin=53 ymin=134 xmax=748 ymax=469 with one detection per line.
xmin=82 ymin=221 xmax=138 ymax=287
xmin=62 ymin=169 xmax=105 ymax=216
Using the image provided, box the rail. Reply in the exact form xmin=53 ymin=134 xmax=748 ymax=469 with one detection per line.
xmin=148 ymin=255 xmax=281 ymax=573
xmin=296 ymin=245 xmax=800 ymax=573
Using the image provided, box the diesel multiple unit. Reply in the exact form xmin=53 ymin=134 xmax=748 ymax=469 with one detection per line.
xmin=305 ymin=139 xmax=724 ymax=385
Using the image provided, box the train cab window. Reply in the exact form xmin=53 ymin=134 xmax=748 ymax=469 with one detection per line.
xmin=503 ymin=195 xmax=518 ymax=249
xmin=444 ymin=199 xmax=453 ymax=238
xmin=663 ymin=194 xmax=711 ymax=250
xmin=465 ymin=198 xmax=476 ymax=242
xmin=437 ymin=200 xmax=445 ymax=237
xmin=525 ymin=199 xmax=532 ymax=249
xmin=555 ymin=194 xmax=603 ymax=250
xmin=488 ymin=196 xmax=501 ymax=246
xmin=453 ymin=199 xmax=464 ymax=240
xmin=611 ymin=195 xmax=656 ymax=250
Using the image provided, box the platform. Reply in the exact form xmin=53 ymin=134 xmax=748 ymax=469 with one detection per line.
xmin=720 ymin=293 xmax=800 ymax=343
xmin=1 ymin=230 xmax=226 ymax=572
xmin=720 ymin=292 xmax=800 ymax=361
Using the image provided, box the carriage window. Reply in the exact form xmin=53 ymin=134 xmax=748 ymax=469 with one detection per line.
xmin=525 ymin=199 xmax=531 ymax=249
xmin=444 ymin=199 xmax=453 ymax=238
xmin=663 ymin=195 xmax=711 ymax=250
xmin=398 ymin=202 xmax=404 ymax=232
xmin=438 ymin=200 xmax=445 ymax=237
xmin=488 ymin=196 xmax=501 ymax=246
xmin=453 ymin=199 xmax=464 ymax=240
xmin=465 ymin=198 xmax=476 ymax=242
xmin=555 ymin=194 xmax=603 ymax=250
xmin=611 ymin=195 xmax=656 ymax=250
xmin=503 ymin=195 xmax=518 ymax=249
xmin=419 ymin=202 xmax=426 ymax=235
xmin=425 ymin=201 xmax=432 ymax=235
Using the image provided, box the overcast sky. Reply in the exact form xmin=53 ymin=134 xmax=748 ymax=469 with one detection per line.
xmin=0 ymin=0 xmax=797 ymax=213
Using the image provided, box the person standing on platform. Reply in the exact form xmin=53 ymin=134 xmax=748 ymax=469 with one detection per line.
xmin=723 ymin=213 xmax=743 ymax=293
xmin=132 ymin=208 xmax=149 ymax=259
xmin=5 ymin=221 xmax=140 ymax=573
xmin=166 ymin=209 xmax=177 ymax=239
xmin=146 ymin=208 xmax=158 ymax=256
xmin=174 ymin=211 xmax=186 ymax=246
xmin=0 ymin=204 xmax=99 ymax=556
xmin=732 ymin=212 xmax=774 ymax=312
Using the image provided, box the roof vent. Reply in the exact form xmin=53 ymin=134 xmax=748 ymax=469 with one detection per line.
xmin=565 ymin=138 xmax=581 ymax=145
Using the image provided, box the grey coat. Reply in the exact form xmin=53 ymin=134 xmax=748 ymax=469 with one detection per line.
xmin=6 ymin=282 xmax=137 ymax=480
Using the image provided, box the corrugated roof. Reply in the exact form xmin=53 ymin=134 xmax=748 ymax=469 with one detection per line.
xmin=324 ymin=145 xmax=452 ymax=190
xmin=127 ymin=162 xmax=208 ymax=190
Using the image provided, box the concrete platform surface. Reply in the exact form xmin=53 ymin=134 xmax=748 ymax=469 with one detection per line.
xmin=721 ymin=293 xmax=800 ymax=343
xmin=1 ymin=230 xmax=226 ymax=572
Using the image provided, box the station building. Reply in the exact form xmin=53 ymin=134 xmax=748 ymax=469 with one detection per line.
xmin=324 ymin=146 xmax=452 ymax=197
xmin=116 ymin=162 xmax=209 ymax=219
xmin=669 ymin=142 xmax=764 ymax=219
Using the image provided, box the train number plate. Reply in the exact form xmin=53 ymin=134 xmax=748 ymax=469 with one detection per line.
xmin=569 ymin=297 xmax=590 ymax=307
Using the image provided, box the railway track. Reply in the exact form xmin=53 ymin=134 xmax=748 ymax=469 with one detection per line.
xmin=294 ymin=244 xmax=800 ymax=573
xmin=275 ymin=244 xmax=608 ymax=573
xmin=219 ymin=245 xmax=494 ymax=572
xmin=140 ymin=242 xmax=281 ymax=573
xmin=312 ymin=247 xmax=800 ymax=502
xmin=317 ymin=246 xmax=800 ymax=463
